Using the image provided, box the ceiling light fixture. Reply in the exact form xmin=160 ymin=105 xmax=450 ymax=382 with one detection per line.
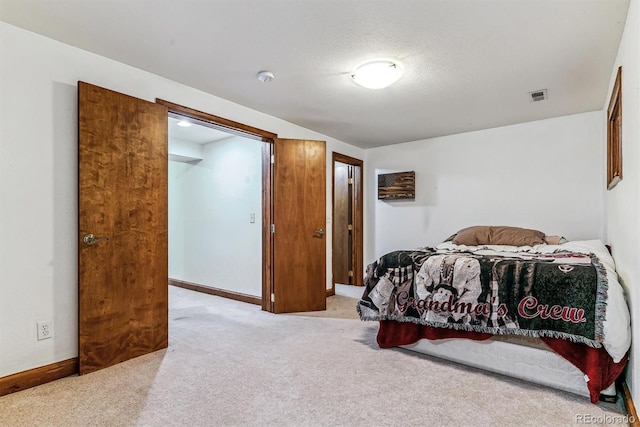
xmin=257 ymin=70 xmax=275 ymax=83
xmin=351 ymin=61 xmax=402 ymax=89
xmin=176 ymin=120 xmax=192 ymax=127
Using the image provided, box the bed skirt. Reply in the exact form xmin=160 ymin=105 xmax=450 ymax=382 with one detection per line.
xmin=378 ymin=320 xmax=627 ymax=403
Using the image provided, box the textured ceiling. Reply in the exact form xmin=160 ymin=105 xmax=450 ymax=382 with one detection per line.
xmin=0 ymin=0 xmax=630 ymax=148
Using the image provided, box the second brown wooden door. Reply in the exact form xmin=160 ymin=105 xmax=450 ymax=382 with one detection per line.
xmin=273 ymin=138 xmax=326 ymax=313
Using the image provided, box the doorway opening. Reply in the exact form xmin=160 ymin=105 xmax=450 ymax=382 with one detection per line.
xmin=331 ymin=152 xmax=364 ymax=295
xmin=167 ymin=113 xmax=264 ymax=304
xmin=157 ymin=99 xmax=277 ymax=311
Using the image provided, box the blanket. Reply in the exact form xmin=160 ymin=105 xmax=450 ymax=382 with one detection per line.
xmin=357 ymin=248 xmax=608 ymax=347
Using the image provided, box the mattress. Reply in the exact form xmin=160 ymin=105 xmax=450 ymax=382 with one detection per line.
xmin=401 ymin=336 xmax=617 ymax=398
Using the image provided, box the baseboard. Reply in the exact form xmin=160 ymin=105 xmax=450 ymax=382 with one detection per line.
xmin=0 ymin=358 xmax=78 ymax=397
xmin=622 ymin=381 xmax=639 ymax=426
xmin=169 ymin=278 xmax=261 ymax=305
xmin=326 ymin=288 xmax=335 ymax=297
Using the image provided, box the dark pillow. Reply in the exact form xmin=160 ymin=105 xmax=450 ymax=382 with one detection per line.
xmin=452 ymin=226 xmax=546 ymax=246
xmin=442 ymin=233 xmax=458 ymax=243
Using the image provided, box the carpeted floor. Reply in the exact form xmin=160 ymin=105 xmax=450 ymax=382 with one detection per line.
xmin=0 ymin=286 xmax=629 ymax=426
xmin=291 ymin=294 xmax=361 ymax=320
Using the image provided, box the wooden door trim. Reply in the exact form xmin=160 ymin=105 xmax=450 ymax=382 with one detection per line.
xmin=331 ymin=152 xmax=364 ymax=291
xmin=156 ymin=99 xmax=277 ymax=141
xmin=262 ymin=143 xmax=274 ymax=311
xmin=157 ymin=99 xmax=276 ymax=312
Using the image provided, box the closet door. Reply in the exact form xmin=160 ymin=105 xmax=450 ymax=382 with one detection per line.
xmin=78 ymin=82 xmax=168 ymax=374
xmin=273 ymin=138 xmax=326 ymax=313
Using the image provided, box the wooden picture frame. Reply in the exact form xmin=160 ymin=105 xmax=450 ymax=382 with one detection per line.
xmin=607 ymin=67 xmax=622 ymax=190
xmin=377 ymin=171 xmax=415 ymax=200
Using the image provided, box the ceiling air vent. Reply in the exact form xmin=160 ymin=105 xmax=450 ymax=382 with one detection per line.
xmin=529 ymin=89 xmax=548 ymax=102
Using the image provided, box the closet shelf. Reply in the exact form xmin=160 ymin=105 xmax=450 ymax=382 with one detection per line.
xmin=169 ymin=153 xmax=202 ymax=163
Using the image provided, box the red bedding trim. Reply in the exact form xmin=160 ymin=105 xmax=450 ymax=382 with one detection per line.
xmin=378 ymin=320 xmax=628 ymax=403
xmin=377 ymin=320 xmax=492 ymax=347
xmin=541 ymin=337 xmax=627 ymax=403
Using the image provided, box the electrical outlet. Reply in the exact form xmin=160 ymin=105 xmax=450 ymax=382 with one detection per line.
xmin=37 ymin=321 xmax=52 ymax=341
xmin=250 ymin=213 xmax=255 ymax=223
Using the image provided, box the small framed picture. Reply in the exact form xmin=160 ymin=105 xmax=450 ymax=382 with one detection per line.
xmin=607 ymin=67 xmax=622 ymax=190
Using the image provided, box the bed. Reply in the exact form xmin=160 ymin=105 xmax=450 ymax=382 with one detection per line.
xmin=357 ymin=226 xmax=631 ymax=403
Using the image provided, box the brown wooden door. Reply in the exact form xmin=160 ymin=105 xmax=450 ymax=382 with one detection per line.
xmin=78 ymin=82 xmax=168 ymax=375
xmin=331 ymin=153 xmax=364 ymax=289
xmin=333 ymin=161 xmax=351 ymax=285
xmin=273 ymin=138 xmax=326 ymax=313
xmin=351 ymin=163 xmax=364 ymax=286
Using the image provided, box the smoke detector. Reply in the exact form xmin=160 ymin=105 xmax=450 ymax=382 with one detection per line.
xmin=257 ymin=71 xmax=275 ymax=83
xmin=529 ymin=89 xmax=548 ymax=102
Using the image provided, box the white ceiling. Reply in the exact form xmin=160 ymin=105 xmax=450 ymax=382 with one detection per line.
xmin=168 ymin=116 xmax=233 ymax=145
xmin=0 ymin=0 xmax=630 ymax=148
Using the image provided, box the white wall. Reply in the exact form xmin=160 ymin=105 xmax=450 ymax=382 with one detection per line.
xmin=364 ymin=112 xmax=605 ymax=261
xmin=0 ymin=22 xmax=364 ymax=378
xmin=168 ymin=139 xmax=204 ymax=162
xmin=603 ymin=0 xmax=640 ymax=398
xmin=168 ymin=136 xmax=263 ymax=296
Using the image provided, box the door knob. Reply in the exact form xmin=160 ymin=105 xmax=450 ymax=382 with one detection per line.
xmin=83 ymin=233 xmax=109 ymax=246
xmin=314 ymin=229 xmax=325 ymax=237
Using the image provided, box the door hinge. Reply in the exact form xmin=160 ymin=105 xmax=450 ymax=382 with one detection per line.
xmin=348 ymin=177 xmax=353 ymax=184
xmin=347 ymin=224 xmax=353 ymax=231
xmin=271 ymin=154 xmax=275 ymax=164
xmin=271 ymin=224 xmax=275 ymax=233
xmin=348 ymin=270 xmax=354 ymax=277
xmin=271 ymin=293 xmax=275 ymax=303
